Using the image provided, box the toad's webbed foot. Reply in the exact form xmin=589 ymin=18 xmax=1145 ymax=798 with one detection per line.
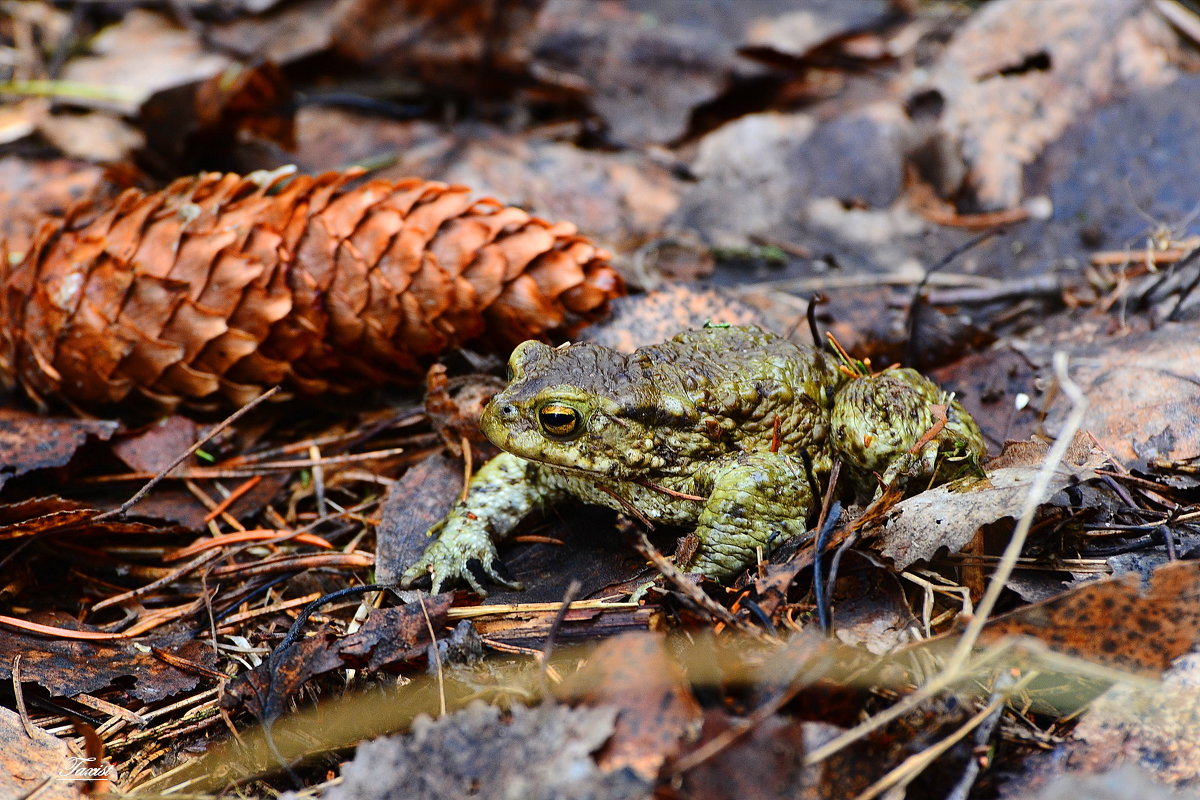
xmin=399 ymin=514 xmax=523 ymax=596
xmin=678 ymin=451 xmax=815 ymax=580
xmin=401 ymin=452 xmax=555 ymax=596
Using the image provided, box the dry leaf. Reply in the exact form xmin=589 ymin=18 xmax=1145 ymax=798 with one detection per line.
xmin=874 ymin=435 xmax=1103 ymax=570
xmin=979 ymin=559 xmax=1200 ymax=676
xmin=0 ymin=706 xmax=82 ymax=800
xmin=916 ymin=0 xmax=1181 ymax=210
xmin=1042 ymin=322 xmax=1200 ymax=465
xmin=561 ymin=631 xmax=702 ymax=779
xmin=0 ymin=409 xmax=117 ymax=491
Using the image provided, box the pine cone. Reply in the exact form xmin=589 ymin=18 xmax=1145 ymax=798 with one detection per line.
xmin=0 ymin=169 xmax=623 ymax=411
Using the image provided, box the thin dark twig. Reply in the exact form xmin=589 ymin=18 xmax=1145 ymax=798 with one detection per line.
xmin=812 ymin=501 xmax=843 ymax=635
xmin=540 ymin=579 xmax=582 ymax=693
xmin=633 ymin=530 xmax=759 ymax=636
xmin=811 ymin=459 xmax=842 ymax=633
xmin=785 ymin=291 xmax=827 ymax=344
xmin=905 ymin=231 xmax=1000 ymax=367
xmin=94 ymin=386 xmax=281 ymax=521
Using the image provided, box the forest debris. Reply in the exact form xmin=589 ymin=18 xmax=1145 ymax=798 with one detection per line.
xmin=0 ymin=409 xmax=117 ymax=490
xmin=1002 ymin=764 xmax=1180 ymax=800
xmin=977 ymin=559 xmax=1200 ymax=676
xmin=59 ymin=10 xmax=232 ymax=115
xmin=111 ymin=416 xmax=198 ymax=474
xmin=323 ymin=702 xmax=650 ymax=800
xmin=138 ymin=61 xmax=295 ymax=174
xmin=1039 ymin=321 xmax=1200 ymax=464
xmin=913 ymin=0 xmax=1182 ymax=210
xmin=374 ymin=454 xmax=464 ymax=585
xmin=222 ymin=598 xmax=451 ymax=718
xmin=0 ymin=626 xmax=216 ymax=702
xmin=437 ymin=133 xmax=681 ymax=250
xmin=0 ymin=169 xmax=623 ymax=412
xmin=0 ymin=706 xmax=82 ymax=800
xmin=740 ymin=1 xmax=895 ymax=60
xmin=579 ymin=284 xmax=771 ymax=353
xmin=424 ymin=365 xmax=505 ymax=460
xmin=874 ymin=434 xmax=1103 ymax=570
xmin=332 ymin=0 xmax=546 ymax=93
xmin=533 ymin=1 xmax=741 ymax=145
xmin=561 ymin=631 xmax=702 ymax=779
xmin=1045 ymin=652 xmax=1200 ymax=788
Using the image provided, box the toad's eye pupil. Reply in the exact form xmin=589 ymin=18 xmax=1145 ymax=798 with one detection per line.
xmin=539 ymin=405 xmax=579 ymax=436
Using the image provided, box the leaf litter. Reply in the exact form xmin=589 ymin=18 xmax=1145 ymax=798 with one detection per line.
xmin=1 ymin=0 xmax=1200 ymax=798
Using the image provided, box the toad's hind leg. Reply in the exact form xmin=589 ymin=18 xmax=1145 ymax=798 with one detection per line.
xmin=680 ymin=452 xmax=815 ymax=580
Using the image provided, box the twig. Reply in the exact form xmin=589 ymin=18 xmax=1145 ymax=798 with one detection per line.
xmin=418 ymin=594 xmax=446 ymax=718
xmin=853 ymin=671 xmax=1039 ymax=800
xmin=12 ymin=655 xmax=38 ymax=739
xmin=94 ymin=386 xmax=280 ymax=521
xmin=540 ymin=580 xmax=582 ymax=692
xmin=944 ymin=351 xmax=1086 ymax=675
xmin=633 ymin=530 xmax=760 ymax=637
xmin=202 ymin=476 xmax=264 ymax=523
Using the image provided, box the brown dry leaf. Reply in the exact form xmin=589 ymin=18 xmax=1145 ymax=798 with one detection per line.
xmin=0 ymin=497 xmax=98 ymax=541
xmin=324 ymin=702 xmax=650 ymax=800
xmin=0 ymin=626 xmax=217 ymax=702
xmin=111 ymin=415 xmax=199 ymax=474
xmin=60 ymin=10 xmax=232 ymax=116
xmin=36 ymin=112 xmax=145 ymax=164
xmin=374 ymin=453 xmax=464 ymax=585
xmin=0 ymin=169 xmax=623 ymax=412
xmin=873 ymin=434 xmax=1103 ymax=570
xmin=915 ymin=0 xmax=1182 ymax=210
xmin=561 ymin=631 xmax=702 ymax=780
xmin=978 ymin=559 xmax=1200 ymax=676
xmin=208 ymin=0 xmax=339 ymax=64
xmin=424 ymin=366 xmax=505 ymax=459
xmin=533 ymin=1 xmax=742 ymax=145
xmin=435 ymin=133 xmax=681 ymax=250
xmin=1041 ymin=322 xmax=1200 ymax=465
xmin=830 ymin=570 xmax=919 ymax=655
xmin=332 ymin=0 xmax=546 ymax=94
xmin=0 ymin=409 xmax=118 ymax=491
xmin=0 ymin=706 xmax=82 ymax=800
xmin=138 ymin=61 xmax=295 ymax=173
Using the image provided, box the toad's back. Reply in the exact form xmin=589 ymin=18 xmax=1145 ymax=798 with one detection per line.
xmin=629 ymin=326 xmax=846 ymax=465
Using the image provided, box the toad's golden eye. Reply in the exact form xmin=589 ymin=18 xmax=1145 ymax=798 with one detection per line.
xmin=538 ymin=404 xmax=580 ymax=437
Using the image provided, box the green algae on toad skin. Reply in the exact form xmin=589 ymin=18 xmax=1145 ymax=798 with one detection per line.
xmin=401 ymin=325 xmax=987 ymax=595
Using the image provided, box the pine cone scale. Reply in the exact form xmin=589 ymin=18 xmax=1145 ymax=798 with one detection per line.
xmin=0 ymin=171 xmax=623 ymax=411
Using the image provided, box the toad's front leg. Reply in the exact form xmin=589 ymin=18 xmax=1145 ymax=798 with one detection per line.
xmin=400 ymin=452 xmax=565 ymax=595
xmin=678 ymin=452 xmax=816 ymax=580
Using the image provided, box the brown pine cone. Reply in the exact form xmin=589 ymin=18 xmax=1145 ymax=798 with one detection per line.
xmin=0 ymin=169 xmax=623 ymax=412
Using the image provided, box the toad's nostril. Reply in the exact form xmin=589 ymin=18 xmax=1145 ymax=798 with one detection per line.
xmin=502 ymin=404 xmax=517 ymax=417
